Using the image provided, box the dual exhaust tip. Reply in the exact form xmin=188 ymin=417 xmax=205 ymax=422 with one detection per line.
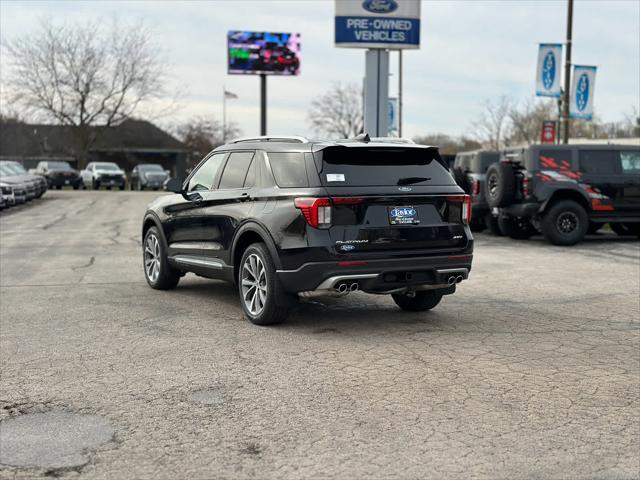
xmin=447 ymin=275 xmax=464 ymax=286
xmin=335 ymin=282 xmax=359 ymax=294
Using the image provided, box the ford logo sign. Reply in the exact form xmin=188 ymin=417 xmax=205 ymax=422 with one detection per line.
xmin=576 ymin=73 xmax=589 ymax=112
xmin=362 ymin=0 xmax=398 ymax=14
xmin=339 ymin=244 xmax=356 ymax=252
xmin=542 ymin=50 xmax=555 ymax=90
xmin=390 ymin=207 xmax=416 ymax=218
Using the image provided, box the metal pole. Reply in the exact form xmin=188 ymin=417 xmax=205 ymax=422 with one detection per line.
xmin=562 ymin=0 xmax=574 ymax=144
xmin=222 ymin=85 xmax=226 ymax=143
xmin=398 ymin=50 xmax=403 ymax=138
xmin=260 ymin=74 xmax=267 ymax=135
xmin=364 ymin=49 xmax=389 ymax=136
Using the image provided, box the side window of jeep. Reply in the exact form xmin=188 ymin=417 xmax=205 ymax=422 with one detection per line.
xmin=579 ymin=150 xmax=620 ymax=175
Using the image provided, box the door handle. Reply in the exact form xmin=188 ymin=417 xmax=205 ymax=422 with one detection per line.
xmin=240 ymin=192 xmax=251 ymax=202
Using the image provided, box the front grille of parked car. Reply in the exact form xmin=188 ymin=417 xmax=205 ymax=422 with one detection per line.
xmin=1 ymin=186 xmax=12 ymax=195
xmin=100 ymin=174 xmax=123 ymax=181
xmin=145 ymin=173 xmax=166 ymax=181
xmin=14 ymin=187 xmax=26 ymax=196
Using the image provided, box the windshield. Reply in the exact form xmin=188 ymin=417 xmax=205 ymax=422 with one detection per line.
xmin=0 ymin=165 xmax=15 ymax=176
xmin=317 ymin=146 xmax=455 ymax=187
xmin=95 ymin=163 xmax=120 ymax=171
xmin=139 ymin=164 xmax=164 ymax=172
xmin=48 ymin=162 xmax=73 ymax=171
xmin=3 ymin=162 xmax=27 ymax=175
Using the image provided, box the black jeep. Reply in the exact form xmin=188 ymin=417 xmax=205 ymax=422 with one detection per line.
xmin=485 ymin=144 xmax=640 ymax=245
xmin=141 ymin=135 xmax=474 ymax=325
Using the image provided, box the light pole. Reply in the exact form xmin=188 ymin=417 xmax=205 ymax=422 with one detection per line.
xmin=562 ymin=0 xmax=574 ymax=144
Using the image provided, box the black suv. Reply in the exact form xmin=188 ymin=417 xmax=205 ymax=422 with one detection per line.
xmin=141 ymin=136 xmax=473 ymax=325
xmin=452 ymin=150 xmax=500 ymax=234
xmin=485 ymin=144 xmax=640 ymax=245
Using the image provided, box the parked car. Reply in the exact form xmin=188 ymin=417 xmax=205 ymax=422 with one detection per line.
xmin=452 ymin=150 xmax=500 ymax=234
xmin=130 ymin=164 xmax=170 ymax=190
xmin=35 ymin=161 xmax=82 ymax=189
xmin=0 ymin=161 xmax=45 ymax=200
xmin=141 ymin=135 xmax=474 ymax=325
xmin=485 ymin=144 xmax=640 ymax=245
xmin=80 ymin=162 xmax=126 ymax=190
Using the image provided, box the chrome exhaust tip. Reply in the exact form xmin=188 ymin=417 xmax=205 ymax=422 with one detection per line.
xmin=456 ymin=275 xmax=464 ymax=283
xmin=349 ymin=282 xmax=359 ymax=292
xmin=447 ymin=276 xmax=457 ymax=286
xmin=336 ymin=283 xmax=348 ymax=294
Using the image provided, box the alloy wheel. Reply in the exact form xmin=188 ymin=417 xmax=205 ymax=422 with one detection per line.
xmin=556 ymin=211 xmax=578 ymax=235
xmin=241 ymin=253 xmax=267 ymax=316
xmin=144 ymin=233 xmax=161 ymax=283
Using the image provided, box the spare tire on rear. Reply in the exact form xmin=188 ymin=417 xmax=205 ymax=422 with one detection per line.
xmin=452 ymin=167 xmax=471 ymax=194
xmin=485 ymin=162 xmax=516 ymax=207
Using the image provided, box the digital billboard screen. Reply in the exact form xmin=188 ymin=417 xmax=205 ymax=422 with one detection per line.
xmin=228 ymin=31 xmax=301 ymax=76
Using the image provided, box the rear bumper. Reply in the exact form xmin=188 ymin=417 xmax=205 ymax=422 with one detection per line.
xmin=277 ymin=254 xmax=473 ymax=293
xmin=48 ymin=176 xmax=81 ymax=187
xmin=500 ymin=202 xmax=540 ymax=218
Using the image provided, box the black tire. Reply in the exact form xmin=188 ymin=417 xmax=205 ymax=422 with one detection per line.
xmin=119 ymin=185 xmax=125 ymax=191
xmin=130 ymin=181 xmax=135 ymax=191
xmin=106 ymin=186 xmax=112 ymax=190
xmin=498 ymin=216 xmax=536 ymax=239
xmin=92 ymin=179 xmax=100 ymax=190
xmin=138 ymin=180 xmax=144 ymax=191
xmin=55 ymin=185 xmax=62 ymax=190
xmin=485 ymin=213 xmax=503 ymax=236
xmin=452 ymin=167 xmax=471 ymax=194
xmin=540 ymin=200 xmax=588 ymax=246
xmin=238 ymin=243 xmax=291 ymax=325
xmin=587 ymin=222 xmax=602 ymax=235
xmin=143 ymin=226 xmax=180 ymax=290
xmin=392 ymin=290 xmax=443 ymax=312
xmin=485 ymin=162 xmax=516 ymax=207
xmin=72 ymin=184 xmax=79 ymax=190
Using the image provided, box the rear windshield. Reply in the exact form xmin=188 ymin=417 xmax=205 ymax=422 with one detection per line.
xmin=477 ymin=153 xmax=499 ymax=171
xmin=48 ymin=162 xmax=72 ymax=171
xmin=317 ymin=146 xmax=454 ymax=186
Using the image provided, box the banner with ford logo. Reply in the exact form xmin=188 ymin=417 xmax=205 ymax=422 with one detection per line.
xmin=535 ymin=43 xmax=562 ymax=98
xmin=569 ymin=65 xmax=597 ymax=120
xmin=335 ymin=0 xmax=420 ymax=49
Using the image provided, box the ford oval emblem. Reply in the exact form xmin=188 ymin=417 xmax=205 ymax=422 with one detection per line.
xmin=362 ymin=0 xmax=398 ymax=14
xmin=576 ymin=73 xmax=589 ymax=112
xmin=398 ymin=186 xmax=412 ymax=192
xmin=340 ymin=244 xmax=356 ymax=252
xmin=542 ymin=50 xmax=555 ymax=90
xmin=390 ymin=207 xmax=416 ymax=218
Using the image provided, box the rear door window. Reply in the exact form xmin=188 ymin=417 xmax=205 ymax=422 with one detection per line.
xmin=268 ymin=152 xmax=308 ymax=187
xmin=579 ymin=150 xmax=620 ymax=174
xmin=187 ymin=153 xmax=226 ymax=191
xmin=318 ymin=146 xmax=453 ymax=186
xmin=218 ymin=151 xmax=254 ymax=189
xmin=620 ymin=151 xmax=640 ymax=174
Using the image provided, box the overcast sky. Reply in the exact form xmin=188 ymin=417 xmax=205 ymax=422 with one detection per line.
xmin=1 ymin=0 xmax=638 ymax=139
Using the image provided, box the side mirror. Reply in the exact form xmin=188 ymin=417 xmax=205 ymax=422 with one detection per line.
xmin=166 ymin=177 xmax=184 ymax=193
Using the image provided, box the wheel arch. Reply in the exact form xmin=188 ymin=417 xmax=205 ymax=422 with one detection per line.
xmin=231 ymin=222 xmax=282 ymax=282
xmin=141 ymin=212 xmax=168 ymax=249
xmin=540 ymin=188 xmax=591 ymax=214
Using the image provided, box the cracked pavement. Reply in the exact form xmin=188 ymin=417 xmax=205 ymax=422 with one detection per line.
xmin=1 ymin=191 xmax=639 ymax=479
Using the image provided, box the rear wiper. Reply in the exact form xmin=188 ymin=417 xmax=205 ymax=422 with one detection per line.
xmin=397 ymin=176 xmax=431 ymax=185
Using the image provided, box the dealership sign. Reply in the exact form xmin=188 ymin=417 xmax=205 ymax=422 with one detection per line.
xmin=570 ymin=65 xmax=597 ymax=120
xmin=540 ymin=120 xmax=557 ymax=144
xmin=335 ymin=0 xmax=421 ymax=49
xmin=535 ymin=43 xmax=562 ymax=97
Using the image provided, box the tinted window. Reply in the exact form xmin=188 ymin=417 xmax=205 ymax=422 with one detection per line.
xmin=268 ymin=153 xmax=308 ymax=187
xmin=187 ymin=153 xmax=226 ymax=191
xmin=94 ymin=163 xmax=119 ymax=171
xmin=139 ymin=164 xmax=164 ymax=172
xmin=538 ymin=149 xmax=573 ymax=169
xmin=477 ymin=153 xmax=499 ymax=172
xmin=620 ymin=151 xmax=640 ymax=174
xmin=48 ymin=162 xmax=72 ymax=171
xmin=319 ymin=146 xmax=454 ymax=186
xmin=579 ymin=150 xmax=620 ymax=174
xmin=218 ymin=152 xmax=254 ymax=189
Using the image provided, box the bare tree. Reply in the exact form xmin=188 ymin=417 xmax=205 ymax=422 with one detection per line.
xmin=175 ymin=116 xmax=241 ymax=167
xmin=413 ymin=133 xmax=481 ymax=155
xmin=507 ymin=97 xmax=557 ymax=145
xmin=470 ymin=96 xmax=513 ymax=150
xmin=3 ymin=18 xmax=168 ymax=167
xmin=307 ymin=82 xmax=363 ymax=138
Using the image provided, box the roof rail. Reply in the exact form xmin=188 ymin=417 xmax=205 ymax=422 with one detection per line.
xmin=336 ymin=135 xmax=416 ymax=145
xmin=229 ymin=135 xmax=309 ymax=144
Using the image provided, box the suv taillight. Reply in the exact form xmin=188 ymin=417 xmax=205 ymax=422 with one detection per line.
xmin=294 ymin=197 xmax=364 ymax=228
xmin=522 ymin=176 xmax=530 ymax=197
xmin=448 ymin=195 xmax=472 ymax=225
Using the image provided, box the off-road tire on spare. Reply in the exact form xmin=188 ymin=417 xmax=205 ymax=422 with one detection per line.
xmin=484 ymin=213 xmax=503 ymax=236
xmin=238 ymin=243 xmax=291 ymax=326
xmin=392 ymin=290 xmax=443 ymax=312
xmin=452 ymin=167 xmax=471 ymax=194
xmin=143 ymin=226 xmax=181 ymax=290
xmin=497 ymin=216 xmax=537 ymax=239
xmin=540 ymin=200 xmax=588 ymax=246
xmin=485 ymin=162 xmax=516 ymax=207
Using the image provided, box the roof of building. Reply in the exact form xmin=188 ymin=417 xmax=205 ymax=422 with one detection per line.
xmin=0 ymin=119 xmax=187 ymax=159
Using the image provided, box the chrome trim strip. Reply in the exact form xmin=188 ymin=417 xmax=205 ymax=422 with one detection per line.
xmin=171 ymin=255 xmax=223 ymax=269
xmin=169 ymin=242 xmax=202 ymax=250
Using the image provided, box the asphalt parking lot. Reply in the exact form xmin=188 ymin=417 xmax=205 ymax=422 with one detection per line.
xmin=1 ymin=191 xmax=639 ymax=479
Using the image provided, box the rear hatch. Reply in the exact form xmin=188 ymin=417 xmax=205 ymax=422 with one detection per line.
xmin=312 ymin=145 xmax=470 ymax=255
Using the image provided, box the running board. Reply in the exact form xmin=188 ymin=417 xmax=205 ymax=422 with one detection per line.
xmin=170 ymin=255 xmax=224 ymax=269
